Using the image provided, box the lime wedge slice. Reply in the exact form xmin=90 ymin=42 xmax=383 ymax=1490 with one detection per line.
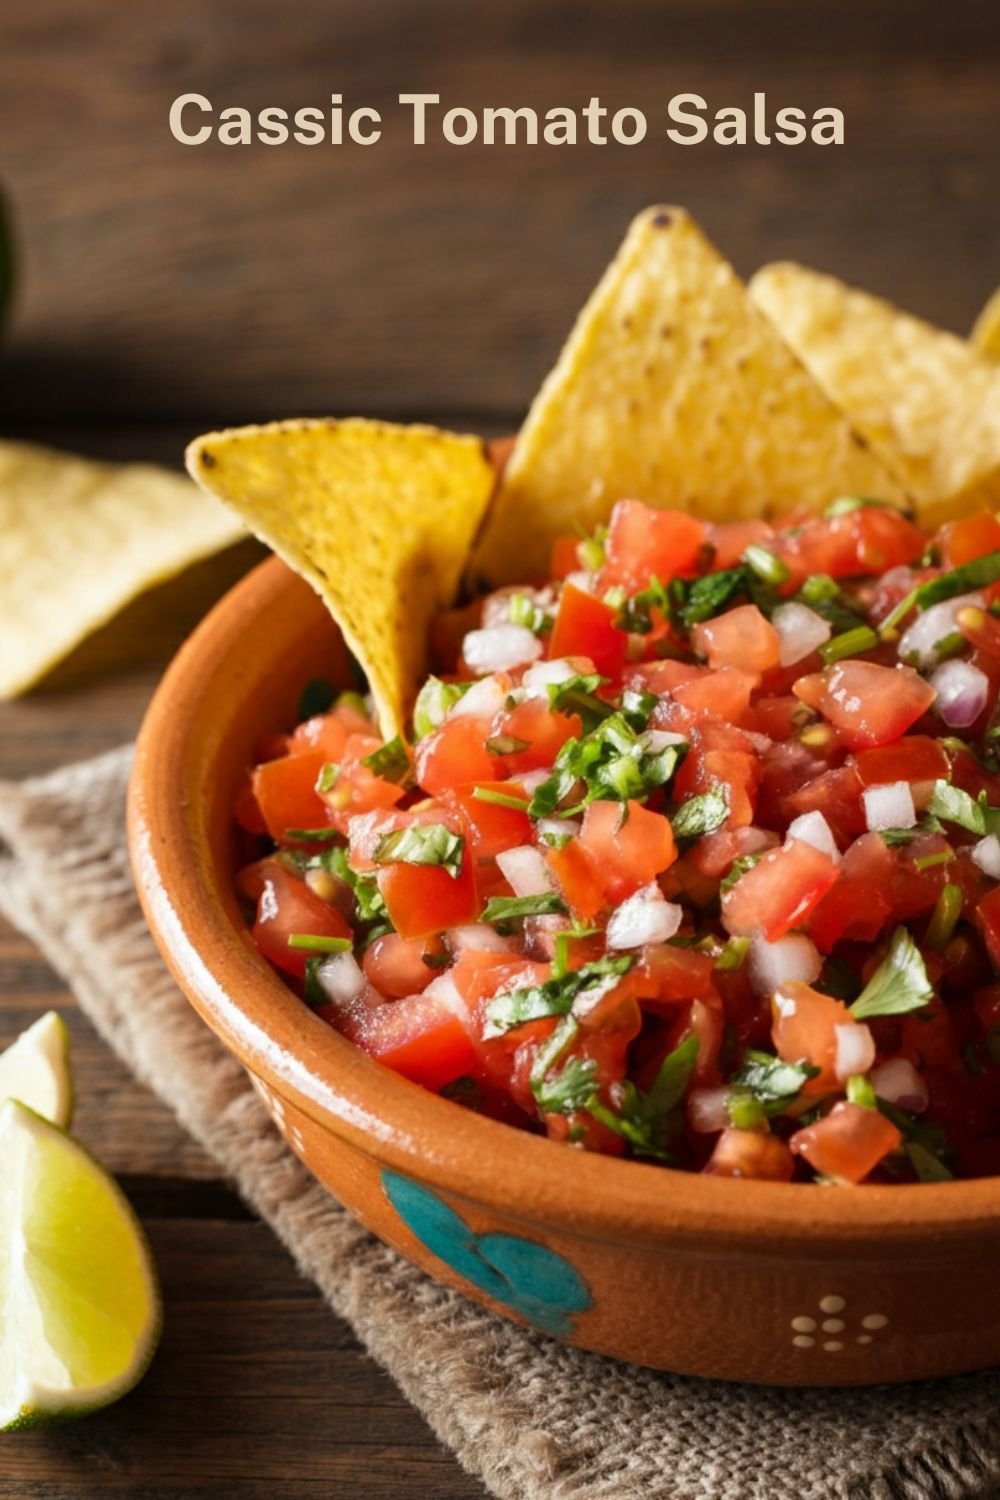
xmin=0 ymin=1099 xmax=161 ymax=1430
xmin=0 ymin=1012 xmax=73 ymax=1128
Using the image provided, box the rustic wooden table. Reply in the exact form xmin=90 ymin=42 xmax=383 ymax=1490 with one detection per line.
xmin=2 ymin=2 xmax=999 ymax=1495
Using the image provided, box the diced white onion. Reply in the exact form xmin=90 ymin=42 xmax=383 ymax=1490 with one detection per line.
xmin=462 ymin=624 xmax=543 ymax=676
xmin=898 ymin=591 xmax=983 ymax=670
xmin=564 ymin=570 xmax=596 ymax=594
xmin=605 ymin=883 xmax=683 ymax=950
xmin=423 ymin=971 xmax=469 ymax=1024
xmin=771 ymin=602 xmax=832 ymax=667
xmin=747 ymin=933 xmax=822 ymax=998
xmin=518 ymin=769 xmax=551 ymax=793
xmin=863 ymin=780 xmax=916 ymax=832
xmin=537 ymin=817 xmax=582 ymax=841
xmin=448 ymin=673 xmax=509 ymax=720
xmin=522 ymin=657 xmax=579 ymax=697
xmin=496 ymin=845 xmax=554 ymax=897
xmin=973 ymin=834 xmax=1000 ymax=881
xmin=313 ymin=951 xmax=366 ymax=1007
xmin=870 ymin=1056 xmax=929 ymax=1113
xmin=688 ymin=1086 xmax=730 ymax=1134
xmin=444 ymin=923 xmax=516 ymax=955
xmin=785 ymin=810 xmax=840 ymax=863
xmin=834 ymin=1022 xmax=876 ymax=1083
xmin=931 ymin=658 xmax=990 ymax=729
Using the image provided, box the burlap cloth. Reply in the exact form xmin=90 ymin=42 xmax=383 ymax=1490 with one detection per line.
xmin=2 ymin=747 xmax=1000 ymax=1500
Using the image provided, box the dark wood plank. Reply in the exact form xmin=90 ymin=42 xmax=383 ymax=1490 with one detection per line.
xmin=2 ymin=0 xmax=1000 ymax=432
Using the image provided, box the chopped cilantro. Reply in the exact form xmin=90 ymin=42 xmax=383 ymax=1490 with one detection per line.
xmin=671 ymin=787 xmax=729 ymax=841
xmin=846 ymin=1074 xmax=877 ymax=1110
xmin=552 ymin=924 xmax=599 ymax=979
xmin=529 ymin=1017 xmax=597 ymax=1114
xmin=316 ymin=762 xmax=339 ymax=794
xmin=584 ymin=1035 xmax=699 ymax=1159
xmin=726 ymin=1092 xmax=767 ymax=1131
xmin=742 ymin=543 xmax=790 ymax=586
xmin=719 ymin=851 xmax=765 ymax=893
xmin=678 ymin=567 xmax=751 ymax=626
xmin=287 ymin=933 xmax=352 ymax=953
xmin=715 ymin=935 xmax=751 ymax=972
xmin=509 ymin=592 xmax=552 ymax=634
xmin=926 ymin=779 xmax=986 ymax=836
xmin=322 ymin=847 xmax=390 ymax=926
xmin=412 ymin=676 xmax=470 ymax=739
xmin=374 ymin=823 xmax=465 ymax=880
xmin=481 ymin=892 xmax=567 ymax=925
xmin=361 ymin=735 xmax=413 ymax=785
xmin=913 ymin=549 xmax=1000 ymax=611
xmin=485 ymin=954 xmax=634 ymax=1035
xmin=547 ymin=673 xmax=614 ymax=730
xmin=849 ymin=927 xmax=934 ymax=1021
xmin=729 ymin=1050 xmax=820 ymax=1114
xmin=905 ymin=1141 xmax=954 ymax=1182
xmin=925 ymin=882 xmax=964 ymax=950
xmin=614 ymin=576 xmax=675 ymax=634
xmin=527 ymin=713 xmax=684 ymax=818
xmin=472 ymin=786 xmax=532 ymax=811
xmin=820 ymin=624 xmax=879 ymax=664
xmin=796 ymin=574 xmax=866 ymax=634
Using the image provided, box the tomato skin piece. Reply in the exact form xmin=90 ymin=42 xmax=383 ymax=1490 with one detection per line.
xmin=703 ymin=1128 xmax=795 ymax=1181
xmin=545 ymin=837 xmax=607 ymax=920
xmin=691 ymin=605 xmax=780 ymax=675
xmin=415 ymin=714 xmax=498 ymax=797
xmin=852 ymin=735 xmax=950 ymax=788
xmin=340 ymin=989 xmax=477 ymax=1092
xmin=601 ymin=499 xmax=707 ymax=593
xmin=937 ymin=510 xmax=1000 ymax=568
xmin=770 ymin=981 xmax=857 ymax=1093
xmin=789 ymin=1102 xmax=902 ymax=1184
xmin=252 ymin=750 xmax=331 ymax=841
xmin=363 ymin=933 xmax=440 ymax=998
xmin=793 ymin=660 xmax=936 ymax=750
xmin=377 ymin=853 xmax=479 ymax=941
xmin=672 ymin=668 xmax=759 ymax=727
xmin=548 ymin=583 xmax=626 ymax=682
xmin=721 ymin=838 xmax=840 ymax=941
xmin=443 ymin=782 xmax=531 ymax=859
xmin=253 ymin=865 xmax=353 ymax=979
xmin=577 ymin=799 xmax=677 ymax=905
xmin=975 ymin=885 xmax=1000 ymax=973
xmin=807 ymin=832 xmax=894 ymax=952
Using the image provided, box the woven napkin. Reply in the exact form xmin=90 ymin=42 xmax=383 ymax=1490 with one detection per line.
xmin=2 ymin=749 xmax=1000 ymax=1500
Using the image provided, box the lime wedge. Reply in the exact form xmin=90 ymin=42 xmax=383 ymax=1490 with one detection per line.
xmin=0 ymin=1012 xmax=73 ymax=1129
xmin=0 ymin=1099 xmax=161 ymax=1430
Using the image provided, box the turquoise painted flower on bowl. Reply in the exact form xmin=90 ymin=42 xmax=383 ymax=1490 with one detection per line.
xmin=382 ymin=1169 xmax=592 ymax=1337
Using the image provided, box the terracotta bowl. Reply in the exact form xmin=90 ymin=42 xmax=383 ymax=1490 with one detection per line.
xmin=129 ymin=554 xmax=1000 ymax=1387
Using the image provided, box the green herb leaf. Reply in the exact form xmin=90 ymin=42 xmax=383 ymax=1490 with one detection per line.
xmin=846 ymin=1074 xmax=877 ymax=1110
xmin=481 ymin=892 xmax=567 ymax=925
xmin=671 ymin=787 xmax=729 ymax=841
xmin=878 ymin=813 xmax=944 ymax=847
xmin=905 ymin=1141 xmax=954 ymax=1182
xmin=316 ymin=762 xmax=339 ymax=794
xmin=614 ymin=576 xmax=673 ymax=634
xmin=485 ymin=954 xmax=634 ymax=1035
xmin=527 ymin=713 xmax=684 ymax=818
xmin=287 ymin=933 xmax=352 ymax=953
xmin=726 ymin=1091 xmax=767 ymax=1131
xmin=547 ymin=673 xmax=613 ymax=731
xmin=509 ymin=592 xmax=552 ymax=634
xmin=679 ymin=567 xmax=751 ymax=626
xmin=820 ymin=624 xmax=879 ymax=664
xmin=719 ymin=851 xmax=765 ymax=893
xmin=412 ymin=677 xmax=470 ymax=739
xmin=849 ymin=927 xmax=934 ymax=1021
xmin=283 ymin=825 xmax=342 ymax=844
xmin=796 ymin=574 xmax=867 ymax=634
xmin=583 ymin=1034 xmax=699 ymax=1159
xmin=361 ymin=735 xmax=414 ymax=785
xmin=926 ymin=779 xmax=986 ymax=835
xmin=472 ymin=785 xmax=532 ymax=811
xmin=374 ymin=823 xmax=465 ymax=880
xmin=730 ymin=1049 xmax=820 ymax=1112
xmin=742 ymin=543 xmax=790 ymax=586
xmin=529 ymin=1016 xmax=597 ymax=1114
xmin=925 ymin=882 xmax=964 ymax=951
xmin=715 ymin=935 xmax=751 ymax=972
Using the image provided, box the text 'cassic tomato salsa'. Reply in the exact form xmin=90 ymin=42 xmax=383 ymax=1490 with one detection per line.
xmin=234 ymin=497 xmax=1000 ymax=1185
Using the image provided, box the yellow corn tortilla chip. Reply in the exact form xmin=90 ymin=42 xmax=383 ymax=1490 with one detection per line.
xmin=0 ymin=441 xmax=246 ymax=698
xmin=751 ymin=262 xmax=1000 ymax=529
xmin=472 ymin=206 xmax=906 ymax=585
xmin=185 ymin=419 xmax=494 ymax=738
xmin=972 ymin=283 xmax=1000 ymax=361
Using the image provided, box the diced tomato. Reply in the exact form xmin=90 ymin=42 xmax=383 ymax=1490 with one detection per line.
xmin=601 ymin=499 xmax=707 ymax=593
xmin=321 ymin=762 xmax=407 ymax=833
xmin=691 ymin=604 xmax=780 ymax=674
xmin=752 ymin=695 xmax=803 ymax=741
xmin=783 ymin=765 xmax=865 ymax=847
xmin=852 ymin=735 xmax=950 ymax=788
xmin=377 ymin=854 xmax=479 ymax=940
xmin=774 ymin=508 xmax=924 ymax=586
xmin=688 ymin=826 xmax=778 ymax=880
xmin=550 ymin=534 xmax=582 ymax=579
xmin=629 ymin=943 xmax=718 ymax=1005
xmin=976 ymin=885 xmax=1000 ymax=973
xmin=545 ymin=835 xmax=607 ymax=919
xmin=492 ymin=698 xmax=582 ymax=776
xmin=288 ymin=702 xmax=375 ymax=759
xmin=672 ymin=668 xmax=759 ymax=727
xmin=794 ymin=661 xmax=936 ymax=749
xmin=707 ymin=519 xmax=774 ymax=571
xmin=443 ymin=782 xmax=532 ymax=859
xmin=937 ymin=510 xmax=1000 ymax=568
xmin=233 ymin=774 xmax=268 ymax=835
xmin=899 ymin=995 xmax=961 ymax=1070
xmin=252 ymin=864 xmax=352 ymax=980
xmin=548 ymin=583 xmax=626 ymax=682
xmin=790 ymin=1102 xmax=902 ymax=1184
xmin=807 ymin=832 xmax=894 ymax=951
xmin=251 ymin=751 xmax=331 ymax=841
xmin=415 ymin=714 xmax=498 ymax=797
xmin=703 ymin=1128 xmax=795 ymax=1181
xmin=577 ymin=799 xmax=677 ymax=904
xmin=628 ymin=659 xmax=705 ymax=696
xmin=770 ymin=980 xmax=857 ymax=1092
xmin=722 ymin=838 xmax=840 ymax=941
xmin=341 ymin=988 xmax=476 ymax=1092
xmin=363 ymin=933 xmax=441 ymax=998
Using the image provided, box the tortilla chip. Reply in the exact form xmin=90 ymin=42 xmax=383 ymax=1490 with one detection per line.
xmin=972 ymin=283 xmax=1000 ymax=361
xmin=0 ymin=441 xmax=246 ymax=698
xmin=751 ymin=262 xmax=1000 ymax=528
xmin=472 ymin=207 xmax=906 ymax=585
xmin=185 ymin=419 xmax=494 ymax=738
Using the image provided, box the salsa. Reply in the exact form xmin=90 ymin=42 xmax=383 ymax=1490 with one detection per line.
xmin=234 ymin=497 xmax=1000 ymax=1184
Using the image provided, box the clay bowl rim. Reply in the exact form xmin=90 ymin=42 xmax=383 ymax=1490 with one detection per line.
xmin=128 ymin=553 xmax=1000 ymax=1256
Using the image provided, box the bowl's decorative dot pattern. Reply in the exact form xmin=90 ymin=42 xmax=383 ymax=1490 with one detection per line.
xmin=790 ymin=1296 xmax=890 ymax=1353
xmin=382 ymin=1168 xmax=593 ymax=1337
